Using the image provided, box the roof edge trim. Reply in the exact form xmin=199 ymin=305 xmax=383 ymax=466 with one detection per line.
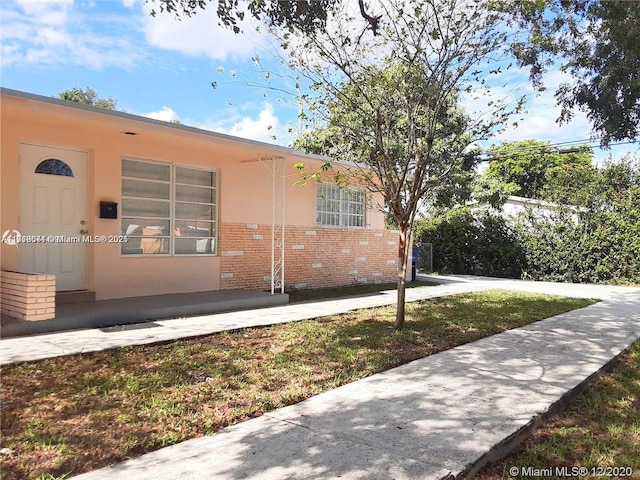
xmin=0 ymin=87 xmax=360 ymax=168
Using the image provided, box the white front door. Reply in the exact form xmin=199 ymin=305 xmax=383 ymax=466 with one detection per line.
xmin=18 ymin=144 xmax=88 ymax=291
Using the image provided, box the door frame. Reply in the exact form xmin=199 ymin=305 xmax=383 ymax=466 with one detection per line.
xmin=18 ymin=142 xmax=89 ymax=291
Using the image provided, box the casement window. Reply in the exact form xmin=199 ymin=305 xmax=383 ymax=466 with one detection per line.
xmin=316 ymin=184 xmax=365 ymax=227
xmin=121 ymin=159 xmax=217 ymax=255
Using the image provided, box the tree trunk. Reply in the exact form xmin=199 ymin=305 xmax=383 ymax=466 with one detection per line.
xmin=395 ymin=226 xmax=409 ymax=330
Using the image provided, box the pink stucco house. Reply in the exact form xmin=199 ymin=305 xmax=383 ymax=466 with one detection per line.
xmin=1 ymin=88 xmax=401 ymax=307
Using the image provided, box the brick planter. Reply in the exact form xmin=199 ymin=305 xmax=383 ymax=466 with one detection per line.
xmin=0 ymin=271 xmax=56 ymax=321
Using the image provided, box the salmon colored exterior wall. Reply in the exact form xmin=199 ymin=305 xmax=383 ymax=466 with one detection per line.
xmin=1 ymin=90 xmax=398 ymax=300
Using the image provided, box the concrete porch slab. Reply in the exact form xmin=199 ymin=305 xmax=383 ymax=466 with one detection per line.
xmin=0 ymin=289 xmax=289 ymax=338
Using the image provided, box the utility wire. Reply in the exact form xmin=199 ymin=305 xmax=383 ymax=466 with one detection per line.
xmin=479 ymin=138 xmax=638 ymax=159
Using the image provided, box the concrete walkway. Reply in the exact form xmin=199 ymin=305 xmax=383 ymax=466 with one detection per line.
xmin=0 ymin=276 xmax=480 ymax=365
xmin=2 ymin=276 xmax=639 ymax=479
xmin=0 ymin=289 xmax=290 ymax=338
xmin=1 ymin=275 xmax=636 ymax=366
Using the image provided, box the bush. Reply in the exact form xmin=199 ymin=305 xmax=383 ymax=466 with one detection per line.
xmin=415 ymin=208 xmax=524 ymax=278
xmin=516 ymin=207 xmax=640 ymax=284
xmin=517 ymin=158 xmax=640 ymax=284
xmin=417 ymin=159 xmax=640 ymax=285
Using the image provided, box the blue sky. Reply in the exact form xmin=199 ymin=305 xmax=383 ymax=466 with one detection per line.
xmin=1 ymin=0 xmax=637 ymax=163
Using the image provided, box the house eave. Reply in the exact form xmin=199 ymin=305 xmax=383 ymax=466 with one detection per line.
xmin=0 ymin=87 xmax=360 ymax=169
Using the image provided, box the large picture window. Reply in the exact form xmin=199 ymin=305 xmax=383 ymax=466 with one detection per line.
xmin=121 ymin=159 xmax=217 ymax=255
xmin=316 ymin=184 xmax=365 ymax=227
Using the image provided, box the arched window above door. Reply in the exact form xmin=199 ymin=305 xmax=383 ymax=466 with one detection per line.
xmin=34 ymin=158 xmax=74 ymax=177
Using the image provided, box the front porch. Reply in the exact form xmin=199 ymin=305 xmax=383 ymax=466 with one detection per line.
xmin=0 ymin=289 xmax=289 ymax=338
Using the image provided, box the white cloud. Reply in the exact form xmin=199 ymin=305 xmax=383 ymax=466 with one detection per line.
xmin=141 ymin=3 xmax=265 ymax=61
xmin=145 ymin=106 xmax=179 ymax=122
xmin=496 ymin=103 xmax=592 ymax=144
xmin=198 ymin=103 xmax=290 ymax=145
xmin=492 ymin=70 xmax=596 ymax=145
xmin=460 ymin=65 xmax=598 ymax=149
xmin=14 ymin=0 xmax=72 ymax=27
xmin=122 ymin=0 xmax=137 ymax=7
xmin=227 ymin=105 xmax=278 ymax=139
xmin=1 ymin=0 xmax=144 ymax=69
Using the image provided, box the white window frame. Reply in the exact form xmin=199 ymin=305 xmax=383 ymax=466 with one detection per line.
xmin=316 ymin=184 xmax=365 ymax=228
xmin=121 ymin=158 xmax=218 ymax=256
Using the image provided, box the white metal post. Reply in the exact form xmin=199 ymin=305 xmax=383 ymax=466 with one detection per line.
xmin=271 ymin=157 xmax=276 ymax=295
xmin=280 ymin=157 xmax=285 ymax=294
xmin=242 ymin=155 xmax=286 ymax=295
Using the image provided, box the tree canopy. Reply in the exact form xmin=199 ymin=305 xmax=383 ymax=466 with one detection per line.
xmin=147 ymin=0 xmax=378 ymax=34
xmin=504 ymin=0 xmax=640 ymax=145
xmin=57 ymin=87 xmax=117 ymax=110
xmin=283 ymin=0 xmax=514 ymax=329
xmin=151 ymin=0 xmax=640 ymax=147
xmin=485 ymin=140 xmax=593 ymax=199
xmin=295 ymin=61 xmax=477 ymax=215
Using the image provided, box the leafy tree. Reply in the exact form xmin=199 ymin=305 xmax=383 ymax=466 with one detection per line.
xmin=152 ymin=0 xmax=519 ymax=328
xmin=467 ymin=174 xmax=519 ymax=211
xmin=415 ymin=208 xmax=524 ymax=278
xmin=540 ymin=162 xmax=599 ymax=207
xmin=503 ymin=0 xmax=640 ymax=145
xmin=147 ymin=0 xmax=379 ymax=34
xmin=485 ymin=140 xmax=593 ymax=199
xmin=517 ymin=156 xmax=640 ymax=284
xmin=295 ymin=61 xmax=479 ymax=279
xmin=285 ymin=0 xmax=516 ymax=329
xmin=58 ymin=87 xmax=117 ymax=110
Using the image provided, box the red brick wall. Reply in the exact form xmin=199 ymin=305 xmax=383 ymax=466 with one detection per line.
xmin=219 ymin=223 xmax=402 ymax=291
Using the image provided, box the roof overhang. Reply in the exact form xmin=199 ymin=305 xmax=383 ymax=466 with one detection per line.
xmin=0 ymin=87 xmax=362 ymax=169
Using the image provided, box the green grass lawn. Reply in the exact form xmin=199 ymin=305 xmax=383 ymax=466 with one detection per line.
xmin=0 ymin=290 xmax=595 ymax=480
xmin=286 ymin=280 xmax=432 ymax=303
xmin=476 ymin=340 xmax=640 ymax=480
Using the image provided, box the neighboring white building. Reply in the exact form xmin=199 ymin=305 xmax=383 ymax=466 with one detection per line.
xmin=502 ymin=195 xmax=560 ymax=219
xmin=468 ymin=195 xmax=586 ymax=222
xmin=502 ymin=195 xmax=588 ymax=222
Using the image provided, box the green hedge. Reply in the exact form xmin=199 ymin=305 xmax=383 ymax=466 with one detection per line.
xmin=414 ymin=208 xmax=524 ymax=278
xmin=516 ymin=208 xmax=640 ymax=284
xmin=415 ymin=205 xmax=640 ymax=285
xmin=416 ymin=160 xmax=640 ymax=285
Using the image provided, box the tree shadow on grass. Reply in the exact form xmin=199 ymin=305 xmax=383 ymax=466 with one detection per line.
xmin=72 ymin=294 xmax=640 ymax=479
